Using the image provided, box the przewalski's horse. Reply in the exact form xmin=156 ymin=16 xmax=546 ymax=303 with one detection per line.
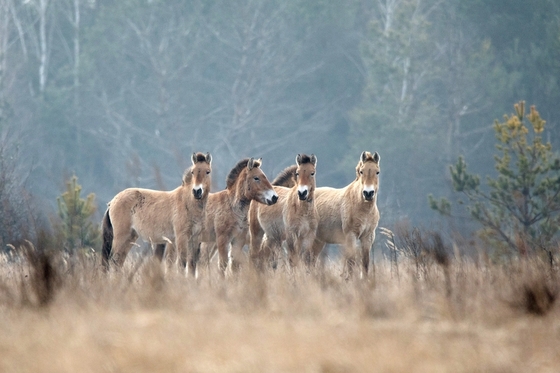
xmin=198 ymin=157 xmax=278 ymax=274
xmin=311 ymin=151 xmax=380 ymax=277
xmin=102 ymin=152 xmax=212 ymax=275
xmin=249 ymin=154 xmax=318 ymax=269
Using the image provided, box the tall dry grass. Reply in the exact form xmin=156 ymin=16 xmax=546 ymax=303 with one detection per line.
xmin=0 ymin=235 xmax=559 ymax=373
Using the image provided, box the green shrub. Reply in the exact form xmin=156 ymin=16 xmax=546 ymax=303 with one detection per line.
xmin=429 ymin=102 xmax=560 ymax=256
xmin=56 ymin=175 xmax=100 ymax=252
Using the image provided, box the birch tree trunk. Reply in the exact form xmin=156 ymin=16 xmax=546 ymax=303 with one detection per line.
xmin=0 ymin=0 xmax=8 ymax=99
xmin=38 ymin=0 xmax=49 ymax=93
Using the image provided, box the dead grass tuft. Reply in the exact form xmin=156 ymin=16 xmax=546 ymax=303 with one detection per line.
xmin=510 ymin=272 xmax=558 ymax=317
xmin=522 ymin=281 xmax=557 ymax=316
xmin=23 ymin=247 xmax=60 ymax=307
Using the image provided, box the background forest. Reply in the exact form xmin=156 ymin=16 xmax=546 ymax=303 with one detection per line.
xmin=1 ymin=0 xmax=559 ymax=252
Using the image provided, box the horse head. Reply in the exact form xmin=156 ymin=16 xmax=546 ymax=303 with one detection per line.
xmin=187 ymin=152 xmax=212 ymax=200
xmin=295 ymin=154 xmax=317 ymax=201
xmin=356 ymin=151 xmax=380 ymax=202
xmin=244 ymin=158 xmax=278 ymax=205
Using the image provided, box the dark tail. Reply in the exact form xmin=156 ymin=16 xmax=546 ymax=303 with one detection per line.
xmin=102 ymin=209 xmax=113 ymax=271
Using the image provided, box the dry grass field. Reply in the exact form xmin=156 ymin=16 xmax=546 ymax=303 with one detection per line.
xmin=0 ymin=239 xmax=559 ymax=373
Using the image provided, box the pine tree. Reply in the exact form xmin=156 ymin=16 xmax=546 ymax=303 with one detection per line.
xmin=429 ymin=102 xmax=560 ymax=256
xmin=56 ymin=175 xmax=100 ymax=252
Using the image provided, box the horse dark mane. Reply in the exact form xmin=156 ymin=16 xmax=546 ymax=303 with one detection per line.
xmin=194 ymin=152 xmax=209 ymax=162
xmin=273 ymin=154 xmax=315 ymax=187
xmin=183 ymin=167 xmax=193 ymax=185
xmin=272 ymin=165 xmax=297 ymax=187
xmin=362 ymin=151 xmax=376 ymax=163
xmin=297 ymin=154 xmax=314 ymax=164
xmin=226 ymin=158 xmax=262 ymax=190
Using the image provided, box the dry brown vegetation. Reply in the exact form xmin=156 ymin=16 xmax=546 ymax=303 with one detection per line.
xmin=0 ymin=235 xmax=560 ymax=373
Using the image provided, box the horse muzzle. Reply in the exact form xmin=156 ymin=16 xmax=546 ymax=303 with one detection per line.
xmin=298 ymin=189 xmax=308 ymax=201
xmin=266 ymin=194 xmax=278 ymax=205
xmin=363 ymin=190 xmax=375 ymax=201
xmin=192 ymin=188 xmax=204 ymax=199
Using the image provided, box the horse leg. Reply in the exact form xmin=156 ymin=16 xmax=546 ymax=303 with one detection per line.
xmin=360 ymin=242 xmax=370 ymax=278
xmin=310 ymin=238 xmax=326 ymax=265
xmin=177 ymin=236 xmax=187 ymax=272
xmin=200 ymin=242 xmax=218 ymax=274
xmin=230 ymin=231 xmax=247 ymax=272
xmin=300 ymin=233 xmax=316 ymax=268
xmin=258 ymin=237 xmax=278 ymax=270
xmin=193 ymin=240 xmax=201 ymax=272
xmin=249 ymin=224 xmax=265 ymax=271
xmin=285 ymin=234 xmax=299 ymax=268
xmin=154 ymin=243 xmax=166 ymax=262
xmin=343 ymin=233 xmax=360 ymax=279
xmin=216 ymin=236 xmax=230 ymax=275
xmin=198 ymin=242 xmax=211 ymax=271
xmin=360 ymin=232 xmax=375 ymax=278
xmin=177 ymin=232 xmax=197 ymax=277
xmin=111 ymin=230 xmax=138 ymax=268
xmin=188 ymin=235 xmax=203 ymax=277
xmin=165 ymin=241 xmax=178 ymax=268
xmin=204 ymin=242 xmax=218 ymax=268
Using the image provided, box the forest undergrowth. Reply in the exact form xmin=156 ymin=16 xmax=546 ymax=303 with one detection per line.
xmin=0 ymin=234 xmax=559 ymax=373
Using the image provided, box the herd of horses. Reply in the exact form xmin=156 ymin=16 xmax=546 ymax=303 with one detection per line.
xmin=101 ymin=151 xmax=380 ymax=278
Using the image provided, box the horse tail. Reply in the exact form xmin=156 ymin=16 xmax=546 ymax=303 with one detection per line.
xmin=102 ymin=208 xmax=113 ymax=270
xmin=272 ymin=165 xmax=297 ymax=188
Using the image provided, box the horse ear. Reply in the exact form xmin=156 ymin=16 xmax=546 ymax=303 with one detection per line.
xmin=206 ymin=152 xmax=212 ymax=164
xmin=310 ymin=154 xmax=317 ymax=166
xmin=360 ymin=151 xmax=368 ymax=163
xmin=373 ymin=152 xmax=380 ymax=164
xmin=296 ymin=154 xmax=302 ymax=166
xmin=247 ymin=158 xmax=255 ymax=170
xmin=257 ymin=158 xmax=263 ymax=167
xmin=191 ymin=152 xmax=197 ymax=165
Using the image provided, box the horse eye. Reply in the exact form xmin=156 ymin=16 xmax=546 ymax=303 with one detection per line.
xmin=376 ymin=171 xmax=380 ymax=175
xmin=254 ymin=177 xmax=260 ymax=181
xmin=191 ymin=171 xmax=194 ymax=175
xmin=295 ymin=173 xmax=299 ymax=177
xmin=360 ymin=170 xmax=363 ymax=175
xmin=206 ymin=170 xmax=211 ymax=175
xmin=311 ymin=172 xmax=315 ymax=176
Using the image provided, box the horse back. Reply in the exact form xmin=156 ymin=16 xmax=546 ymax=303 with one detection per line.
xmin=314 ymin=187 xmax=347 ymax=243
xmin=108 ymin=187 xmax=190 ymax=243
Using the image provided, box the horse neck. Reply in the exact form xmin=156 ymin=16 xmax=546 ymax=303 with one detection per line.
xmin=227 ymin=178 xmax=251 ymax=218
xmin=347 ymin=179 xmax=371 ymax=206
xmin=290 ymin=184 xmax=315 ymax=207
xmin=183 ymin=174 xmax=210 ymax=204
xmin=176 ymin=184 xmax=193 ymax=202
xmin=185 ymin=187 xmax=207 ymax=210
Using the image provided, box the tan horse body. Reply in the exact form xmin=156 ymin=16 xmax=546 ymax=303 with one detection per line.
xmin=102 ymin=152 xmax=212 ymax=275
xmin=249 ymin=154 xmax=318 ymax=268
xmin=198 ymin=158 xmax=278 ymax=273
xmin=311 ymin=151 xmax=380 ymax=276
